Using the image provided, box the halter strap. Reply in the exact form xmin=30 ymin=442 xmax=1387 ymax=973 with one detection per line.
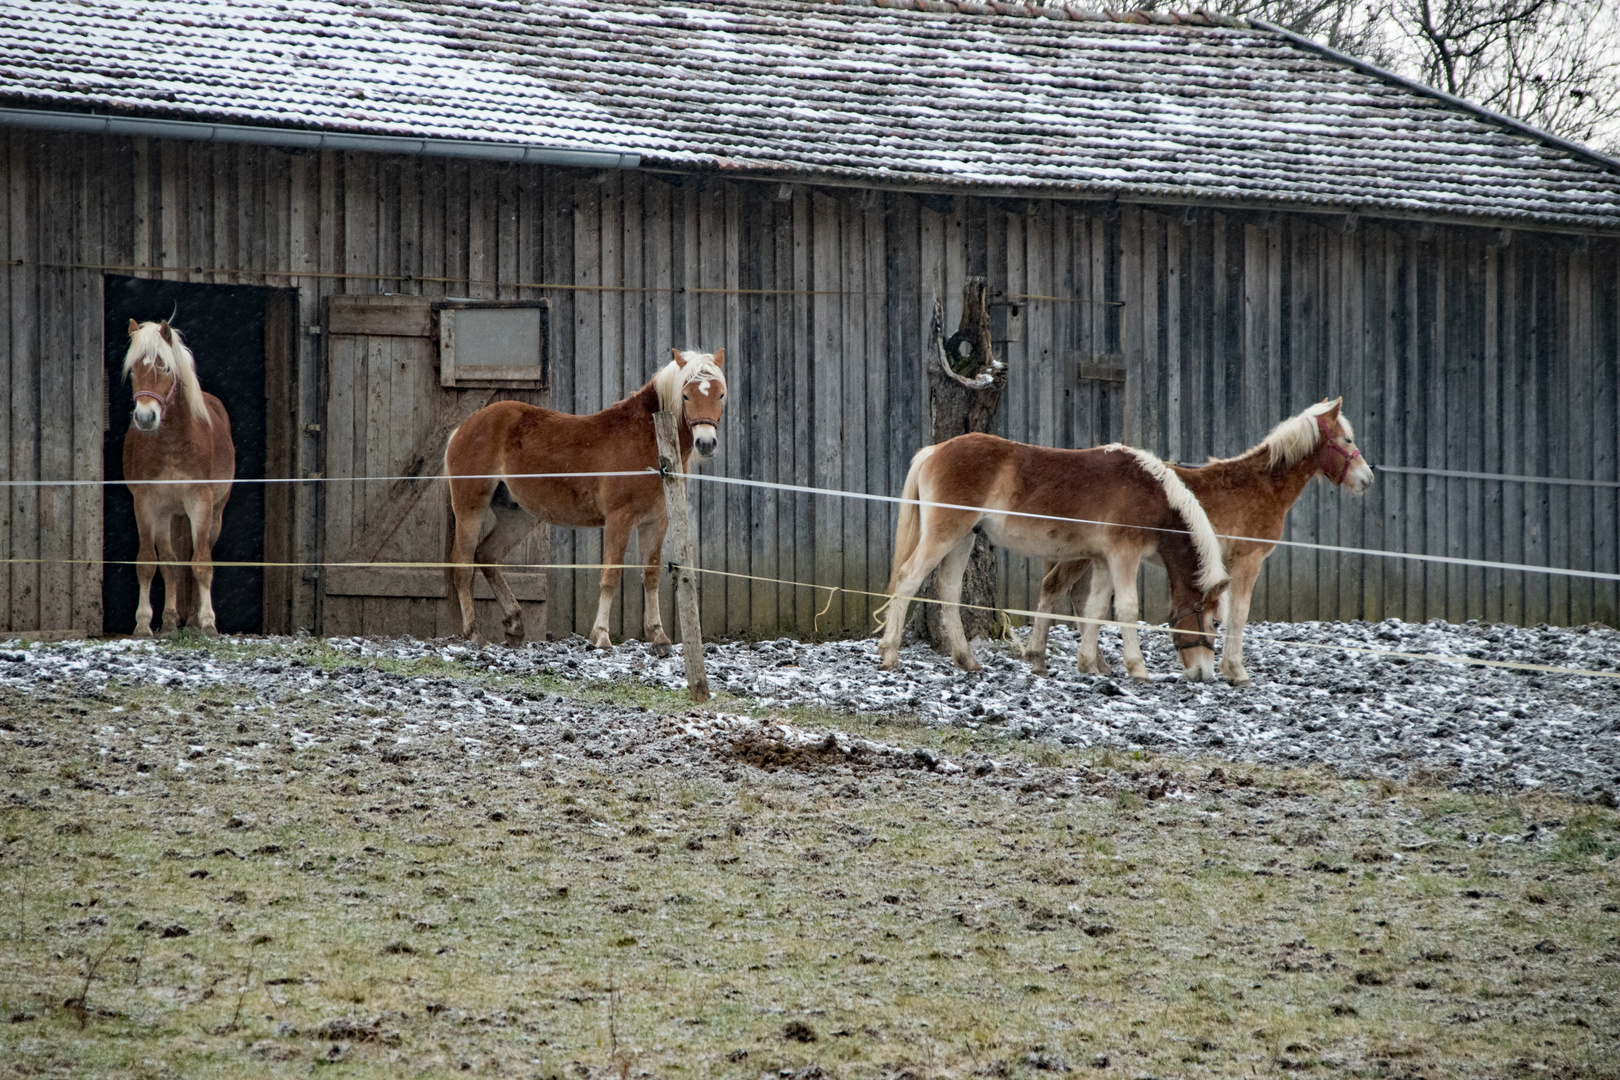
xmin=1165 ymin=598 xmax=1211 ymax=653
xmin=132 ymin=374 xmax=180 ymax=411
xmin=1317 ymin=414 xmax=1363 ymax=486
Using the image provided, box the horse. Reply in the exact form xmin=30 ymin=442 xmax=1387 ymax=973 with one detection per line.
xmin=120 ymin=319 xmax=236 ymax=637
xmin=1029 ymin=397 xmax=1374 ymax=684
xmin=444 ymin=348 xmax=727 ymax=649
xmin=877 ymin=434 xmax=1230 ymax=681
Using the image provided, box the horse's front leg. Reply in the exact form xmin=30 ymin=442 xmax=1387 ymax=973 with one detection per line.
xmin=1219 ymin=557 xmax=1261 ymax=686
xmin=1106 ymin=552 xmax=1149 ymax=680
xmin=589 ymin=517 xmax=632 ymax=650
xmin=636 ymin=515 xmax=673 ymax=657
xmin=132 ymin=512 xmax=158 ymax=637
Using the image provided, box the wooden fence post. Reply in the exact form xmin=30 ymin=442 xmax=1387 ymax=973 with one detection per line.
xmin=653 ymin=412 xmax=710 ymax=704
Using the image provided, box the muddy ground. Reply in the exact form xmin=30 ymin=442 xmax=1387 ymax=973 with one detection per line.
xmin=0 ymin=627 xmax=1617 ymax=1079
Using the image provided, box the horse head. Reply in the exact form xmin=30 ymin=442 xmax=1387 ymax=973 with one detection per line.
xmin=670 ymin=347 xmax=727 ymax=459
xmin=1313 ymin=398 xmax=1374 ymax=494
xmin=124 ymin=318 xmax=207 ymax=433
xmin=1167 ymin=577 xmax=1227 ymax=682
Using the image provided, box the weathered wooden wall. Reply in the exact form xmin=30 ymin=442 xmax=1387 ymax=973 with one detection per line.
xmin=2 ymin=127 xmax=1616 ymax=638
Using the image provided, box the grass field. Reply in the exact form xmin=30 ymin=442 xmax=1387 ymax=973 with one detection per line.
xmin=1 ymin=636 xmax=1617 ymax=1079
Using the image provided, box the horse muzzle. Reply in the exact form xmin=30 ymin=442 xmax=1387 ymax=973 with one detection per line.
xmin=691 ymin=423 xmax=718 ymax=459
xmin=1181 ymin=650 xmax=1217 ymax=682
xmin=132 ymin=403 xmax=162 ymax=432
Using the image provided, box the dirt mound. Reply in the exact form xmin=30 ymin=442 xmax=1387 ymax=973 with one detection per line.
xmin=727 ymin=731 xmax=850 ymax=772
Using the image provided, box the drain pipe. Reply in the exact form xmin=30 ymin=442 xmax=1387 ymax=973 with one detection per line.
xmin=0 ymin=105 xmax=641 ymax=169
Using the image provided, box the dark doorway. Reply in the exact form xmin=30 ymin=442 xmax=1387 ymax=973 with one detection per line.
xmin=102 ymin=277 xmax=268 ymax=635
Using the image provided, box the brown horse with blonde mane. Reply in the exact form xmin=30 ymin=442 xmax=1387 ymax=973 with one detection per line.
xmin=444 ymin=348 xmax=727 ymax=648
xmin=121 ymin=319 xmax=235 ymax=637
xmin=878 ymin=434 xmax=1230 ymax=681
xmin=1030 ymin=398 xmax=1374 ymax=684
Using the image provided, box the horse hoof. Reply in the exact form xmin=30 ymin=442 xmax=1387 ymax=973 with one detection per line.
xmin=588 ymin=633 xmax=612 ymax=651
xmin=651 ymin=641 xmax=673 ymax=658
xmin=201 ymin=625 xmax=219 ymax=638
xmin=954 ymin=654 xmax=981 ymax=672
xmin=877 ymin=656 xmax=898 ymax=671
xmin=1029 ymin=660 xmax=1049 ymax=677
xmin=1231 ymin=675 xmax=1253 ymax=687
xmin=133 ymin=624 xmax=152 ymax=639
xmin=504 ymin=634 xmax=525 ymax=648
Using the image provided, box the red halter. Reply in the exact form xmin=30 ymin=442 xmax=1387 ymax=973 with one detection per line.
xmin=132 ymin=373 xmax=179 ymax=413
xmin=1317 ymin=414 xmax=1362 ymax=486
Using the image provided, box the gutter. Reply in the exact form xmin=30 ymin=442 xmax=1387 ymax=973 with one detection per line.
xmin=0 ymin=105 xmax=641 ymax=169
xmin=1252 ymin=21 xmax=1620 ymax=177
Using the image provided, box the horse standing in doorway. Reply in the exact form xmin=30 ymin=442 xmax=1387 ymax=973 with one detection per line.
xmin=1030 ymin=398 xmax=1374 ymax=684
xmin=878 ymin=434 xmax=1229 ymax=681
xmin=444 ymin=348 xmax=727 ymax=648
xmin=121 ymin=319 xmax=236 ymax=636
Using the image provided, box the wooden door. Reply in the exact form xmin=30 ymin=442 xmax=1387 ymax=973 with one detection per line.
xmin=321 ymin=294 xmax=550 ymax=639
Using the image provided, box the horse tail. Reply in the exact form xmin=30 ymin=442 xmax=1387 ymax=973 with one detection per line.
xmin=886 ymin=445 xmax=935 ymax=596
xmin=442 ymin=425 xmax=461 ymax=603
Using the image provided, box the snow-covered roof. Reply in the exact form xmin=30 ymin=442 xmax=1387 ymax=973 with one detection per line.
xmin=5 ymin=0 xmax=1620 ymax=231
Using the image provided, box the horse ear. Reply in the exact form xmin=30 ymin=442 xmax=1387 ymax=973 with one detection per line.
xmin=671 ymin=348 xmax=687 ymax=369
xmin=1209 ymin=579 xmax=1231 ymax=600
xmin=1323 ymin=397 xmax=1342 ymax=422
xmin=711 ymin=347 xmax=725 ymax=368
xmin=127 ymin=318 xmax=140 ymax=337
xmin=158 ymin=320 xmax=173 ymax=344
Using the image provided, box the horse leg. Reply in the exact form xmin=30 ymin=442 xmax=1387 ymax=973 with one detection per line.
xmin=636 ymin=515 xmax=673 ymax=657
xmin=1030 ymin=561 xmax=1088 ymax=677
xmin=936 ymin=534 xmax=981 ymax=672
xmin=1218 ymin=556 xmax=1261 ymax=686
xmin=448 ymin=480 xmax=496 ymax=644
xmin=155 ymin=516 xmax=184 ymax=635
xmin=187 ymin=497 xmax=220 ymax=636
xmin=1107 ymin=552 xmax=1149 ymax=680
xmin=133 ymin=513 xmax=158 ymax=638
xmin=474 ymin=496 xmax=537 ymax=647
xmin=877 ymin=526 xmax=971 ymax=670
xmin=1075 ymin=568 xmax=1114 ymax=676
xmin=588 ymin=516 xmax=632 ymax=651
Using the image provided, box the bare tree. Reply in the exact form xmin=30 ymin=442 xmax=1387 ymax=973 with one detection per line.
xmin=1197 ymin=0 xmax=1620 ymax=152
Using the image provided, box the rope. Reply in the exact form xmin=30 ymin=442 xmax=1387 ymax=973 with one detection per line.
xmin=1377 ymin=465 xmax=1620 ymax=489
xmin=14 ymin=464 xmax=1619 ymax=580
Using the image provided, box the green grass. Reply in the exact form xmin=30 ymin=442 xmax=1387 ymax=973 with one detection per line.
xmin=1 ymin=649 xmax=1618 ymax=1079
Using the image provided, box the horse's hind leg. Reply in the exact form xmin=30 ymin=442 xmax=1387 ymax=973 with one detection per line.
xmin=877 ymin=522 xmax=973 ymax=670
xmin=636 ymin=515 xmax=673 ymax=657
xmin=588 ymin=516 xmax=633 ymax=651
xmin=1030 ymin=560 xmax=1089 ymax=677
xmin=188 ymin=494 xmax=223 ymax=636
xmin=448 ymin=478 xmax=498 ymax=644
xmin=936 ymin=533 xmax=980 ymax=672
xmin=473 ymin=488 xmax=538 ymax=646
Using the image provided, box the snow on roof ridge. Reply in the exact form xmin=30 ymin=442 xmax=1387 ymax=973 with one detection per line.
xmin=829 ymin=0 xmax=1249 ymax=26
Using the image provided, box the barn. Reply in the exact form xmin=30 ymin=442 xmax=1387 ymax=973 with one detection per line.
xmin=2 ymin=0 xmax=1618 ymax=643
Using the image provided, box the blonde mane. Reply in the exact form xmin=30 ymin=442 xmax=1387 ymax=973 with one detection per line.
xmin=652 ymin=350 xmax=727 ymax=417
xmin=1255 ymin=399 xmax=1352 ymax=470
xmin=1110 ymin=444 xmax=1228 ymax=594
xmin=122 ymin=321 xmax=211 ymax=426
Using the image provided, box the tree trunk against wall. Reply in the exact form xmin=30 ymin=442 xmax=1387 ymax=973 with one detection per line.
xmin=913 ymin=278 xmax=1009 ymax=649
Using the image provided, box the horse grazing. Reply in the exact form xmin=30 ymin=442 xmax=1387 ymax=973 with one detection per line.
xmin=120 ymin=319 xmax=235 ymax=637
xmin=878 ymin=434 xmax=1229 ymax=681
xmin=1031 ymin=398 xmax=1374 ymax=684
xmin=444 ymin=348 xmax=727 ymax=648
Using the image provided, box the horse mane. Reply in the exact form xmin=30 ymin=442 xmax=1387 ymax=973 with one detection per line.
xmin=1111 ymin=444 xmax=1228 ymax=594
xmin=651 ymin=351 xmax=726 ymax=417
xmin=123 ymin=321 xmax=211 ymax=426
xmin=1255 ymin=400 xmax=1352 ymax=470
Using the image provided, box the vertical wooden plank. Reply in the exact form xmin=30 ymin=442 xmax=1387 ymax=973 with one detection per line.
xmin=1481 ymin=243 xmax=1502 ymax=623
xmin=71 ymin=136 xmax=103 ymax=634
xmin=1592 ymin=239 xmax=1619 ymax=626
xmin=1341 ymin=227 xmax=1365 ymax=622
xmin=36 ymin=137 xmax=73 ymax=629
xmin=810 ymin=190 xmax=842 ymax=637
xmin=695 ymin=181 xmax=728 ymax=634
xmin=159 ymin=137 xmax=181 ymax=280
xmin=467 ymin=163 xmax=493 ymax=301
xmin=541 ymin=166 xmax=574 ymax=639
xmin=1500 ymin=240 xmax=1524 ymax=625
xmin=598 ymin=173 xmax=626 ymax=635
xmin=791 ymin=186 xmax=815 ymax=637
xmin=8 ymin=131 xmax=37 ymax=629
xmin=1523 ymin=241 xmax=1550 ymax=625
xmin=616 ymin=172 xmax=646 ymax=637
xmin=839 ymin=194 xmax=869 ymax=633
xmin=1165 ymin=216 xmax=1183 ymax=463
xmin=642 ymin=174 xmax=676 ymax=636
xmin=775 ymin=189 xmax=799 ymax=633
xmin=572 ymin=175 xmax=603 ymax=637
xmin=721 ymin=183 xmax=747 ymax=635
xmin=0 ymin=133 xmax=13 ymax=627
xmin=288 ymin=151 xmax=321 ymax=631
